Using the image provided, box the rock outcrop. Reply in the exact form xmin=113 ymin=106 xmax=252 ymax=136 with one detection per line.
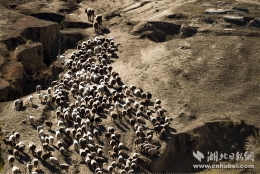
xmin=223 ymin=15 xmax=246 ymax=25
xmin=0 ymin=5 xmax=59 ymax=101
xmin=14 ymin=42 xmax=47 ymax=75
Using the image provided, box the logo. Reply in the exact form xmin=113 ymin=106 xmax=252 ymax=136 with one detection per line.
xmin=193 ymin=151 xmax=204 ymax=162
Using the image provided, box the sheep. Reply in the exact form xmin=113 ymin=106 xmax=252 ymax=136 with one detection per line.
xmin=108 ymin=165 xmax=114 ymax=173
xmin=134 ymin=89 xmax=141 ymax=99
xmin=95 ymin=168 xmax=103 ymax=174
xmin=8 ymin=155 xmax=15 ymax=166
xmin=135 ymin=130 xmax=141 ymax=138
xmin=118 ymin=142 xmax=124 ymax=150
xmin=114 ymin=101 xmax=120 ymax=111
xmin=165 ymin=116 xmax=171 ymax=124
xmin=39 ymin=135 xmax=45 ymax=145
xmin=150 ymin=116 xmax=156 ymax=125
xmin=109 ymin=150 xmax=117 ymax=160
xmin=93 ymin=129 xmax=99 ymax=138
xmin=111 ymin=160 xmax=117 ymax=169
xmin=12 ymin=131 xmax=20 ymax=142
xmin=133 ymin=101 xmax=139 ymax=110
xmin=43 ymin=142 xmax=49 ymax=151
xmin=85 ymin=8 xmax=95 ymax=21
xmin=57 ymin=140 xmax=63 ymax=149
xmin=36 ymin=148 xmax=42 ymax=157
xmin=79 ymin=149 xmax=87 ymax=160
xmin=131 ymin=162 xmax=137 ymax=170
xmin=58 ymin=120 xmax=65 ymax=127
xmin=43 ymin=94 xmax=48 ymax=103
xmin=49 ymin=156 xmax=59 ymax=167
xmin=120 ymin=169 xmax=127 ymax=174
xmin=108 ymin=106 xmax=114 ymax=116
xmin=95 ymin=15 xmax=103 ymax=26
xmin=59 ymin=146 xmax=66 ymax=154
xmin=97 ymin=147 xmax=103 ymax=156
xmin=155 ymin=98 xmax=161 ymax=104
xmin=72 ymin=139 xmax=79 ymax=151
xmin=60 ymin=163 xmax=69 ymax=173
xmin=93 ymin=20 xmax=99 ymax=32
xmin=147 ymin=146 xmax=160 ymax=157
xmin=124 ymin=159 xmax=131 ymax=171
xmin=48 ymin=135 xmax=54 ymax=146
xmin=118 ymin=155 xmax=124 ymax=166
xmin=36 ymin=85 xmax=41 ymax=93
xmin=29 ymin=95 xmax=34 ymax=105
xmin=12 ymin=166 xmax=21 ymax=174
xmin=37 ymin=125 xmax=45 ymax=133
xmin=55 ymin=130 xmax=61 ymax=140
xmin=38 ymin=93 xmax=43 ymax=103
xmin=9 ymin=134 xmax=16 ymax=142
xmin=110 ymin=112 xmax=117 ymax=122
xmin=47 ymin=87 xmax=52 ymax=95
xmin=156 ymin=108 xmax=164 ymax=116
xmin=26 ymin=162 xmax=33 ymax=173
xmin=13 ymin=149 xmax=19 ymax=159
xmin=14 ymin=99 xmax=23 ymax=110
xmin=32 ymin=158 xmax=39 ymax=167
xmin=28 ymin=142 xmax=36 ymax=154
xmin=91 ymin=159 xmax=97 ymax=169
xmin=160 ymin=127 xmax=166 ymax=138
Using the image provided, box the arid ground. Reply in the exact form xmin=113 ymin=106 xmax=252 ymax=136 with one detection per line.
xmin=0 ymin=0 xmax=260 ymax=173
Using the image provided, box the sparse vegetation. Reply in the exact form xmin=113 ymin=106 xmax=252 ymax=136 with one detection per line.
xmin=244 ymin=129 xmax=260 ymax=158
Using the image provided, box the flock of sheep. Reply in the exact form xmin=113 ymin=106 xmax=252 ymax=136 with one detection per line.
xmin=4 ymin=8 xmax=172 ymax=174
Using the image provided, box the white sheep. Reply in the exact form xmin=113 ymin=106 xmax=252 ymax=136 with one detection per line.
xmin=43 ymin=94 xmax=48 ymax=103
xmin=134 ymin=101 xmax=139 ymax=110
xmin=49 ymin=157 xmax=59 ymax=167
xmin=156 ymin=108 xmax=164 ymax=116
xmin=108 ymin=165 xmax=114 ymax=173
xmin=49 ymin=135 xmax=54 ymax=146
xmin=38 ymin=93 xmax=43 ymax=103
xmin=29 ymin=95 xmax=34 ymax=104
xmin=39 ymin=136 xmax=45 ymax=145
xmin=26 ymin=162 xmax=33 ymax=173
xmin=58 ymin=120 xmax=65 ymax=127
xmin=55 ymin=130 xmax=61 ymax=140
xmin=147 ymin=146 xmax=159 ymax=157
xmin=14 ymin=99 xmax=20 ymax=110
xmin=87 ymin=49 xmax=92 ymax=57
xmin=134 ymin=89 xmax=141 ymax=99
xmin=73 ymin=139 xmax=80 ymax=151
xmin=47 ymin=87 xmax=52 ymax=95
xmin=36 ymin=85 xmax=41 ymax=94
xmin=32 ymin=158 xmax=39 ymax=167
xmin=114 ymin=101 xmax=120 ymax=111
xmin=60 ymin=163 xmax=69 ymax=173
xmin=8 ymin=155 xmax=15 ymax=166
xmin=108 ymin=106 xmax=114 ymax=115
xmin=155 ymin=99 xmax=161 ymax=104
xmin=37 ymin=125 xmax=44 ymax=133
xmin=12 ymin=166 xmax=21 ymax=174
xmin=38 ymin=129 xmax=44 ymax=136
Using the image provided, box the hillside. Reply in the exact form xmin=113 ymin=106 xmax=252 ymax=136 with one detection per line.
xmin=0 ymin=0 xmax=260 ymax=173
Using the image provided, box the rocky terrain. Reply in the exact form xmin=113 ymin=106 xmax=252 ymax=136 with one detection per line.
xmin=0 ymin=0 xmax=260 ymax=173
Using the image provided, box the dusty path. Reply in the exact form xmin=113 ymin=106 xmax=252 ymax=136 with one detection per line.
xmin=0 ymin=0 xmax=260 ymax=173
